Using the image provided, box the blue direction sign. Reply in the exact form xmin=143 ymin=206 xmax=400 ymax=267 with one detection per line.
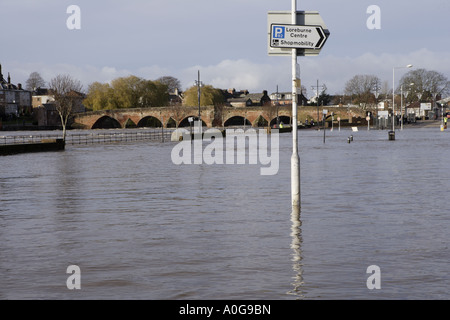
xmin=270 ymin=24 xmax=327 ymax=49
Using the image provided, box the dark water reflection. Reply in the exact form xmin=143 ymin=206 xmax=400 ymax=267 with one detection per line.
xmin=0 ymin=127 xmax=449 ymax=299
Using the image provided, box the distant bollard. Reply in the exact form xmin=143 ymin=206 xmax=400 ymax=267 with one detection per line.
xmin=388 ymin=131 xmax=395 ymax=141
xmin=348 ymin=137 xmax=351 ymax=143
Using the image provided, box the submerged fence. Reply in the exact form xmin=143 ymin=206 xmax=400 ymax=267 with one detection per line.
xmin=0 ymin=129 xmax=173 ymax=146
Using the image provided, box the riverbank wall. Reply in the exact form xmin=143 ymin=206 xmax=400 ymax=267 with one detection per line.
xmin=0 ymin=139 xmax=65 ymax=156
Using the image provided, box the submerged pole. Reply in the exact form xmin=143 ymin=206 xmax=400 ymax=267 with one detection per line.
xmin=291 ymin=0 xmax=300 ymax=212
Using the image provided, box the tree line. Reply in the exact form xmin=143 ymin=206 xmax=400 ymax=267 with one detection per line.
xmin=343 ymin=68 xmax=449 ymax=106
xmin=26 ymin=72 xmax=226 ymax=108
xmin=84 ymin=76 xmax=172 ymax=110
xmin=83 ymin=75 xmax=227 ymax=111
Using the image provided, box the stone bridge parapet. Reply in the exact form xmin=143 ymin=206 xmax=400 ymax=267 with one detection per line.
xmin=72 ymin=105 xmax=295 ymax=129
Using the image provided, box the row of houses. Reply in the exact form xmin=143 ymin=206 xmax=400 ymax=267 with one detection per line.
xmin=0 ymin=64 xmax=86 ymax=127
xmin=0 ymin=64 xmax=32 ymax=117
xmin=169 ymin=87 xmax=309 ymax=108
xmin=129 ymin=85 xmax=310 ymax=108
xmin=223 ymin=88 xmax=308 ymax=107
xmin=31 ymin=88 xmax=86 ymax=127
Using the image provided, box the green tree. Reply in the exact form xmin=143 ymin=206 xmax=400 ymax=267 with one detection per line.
xmin=317 ymin=89 xmax=332 ymax=106
xmin=183 ymin=85 xmax=224 ymax=106
xmin=84 ymin=76 xmax=170 ymax=110
xmin=138 ymin=80 xmax=169 ymax=107
xmin=110 ymin=75 xmax=143 ymax=109
xmin=84 ymin=82 xmax=113 ymax=111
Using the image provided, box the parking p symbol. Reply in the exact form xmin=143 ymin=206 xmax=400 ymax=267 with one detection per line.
xmin=273 ymin=26 xmax=285 ymax=39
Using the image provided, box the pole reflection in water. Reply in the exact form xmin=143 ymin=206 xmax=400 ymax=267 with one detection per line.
xmin=288 ymin=207 xmax=304 ymax=298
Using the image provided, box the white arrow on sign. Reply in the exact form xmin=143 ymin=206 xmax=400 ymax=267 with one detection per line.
xmin=270 ymin=24 xmax=327 ymax=49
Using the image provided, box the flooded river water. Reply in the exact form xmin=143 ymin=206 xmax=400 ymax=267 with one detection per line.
xmin=1 ymin=126 xmax=449 ymax=299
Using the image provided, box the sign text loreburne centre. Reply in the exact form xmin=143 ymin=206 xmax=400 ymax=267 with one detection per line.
xmin=270 ymin=24 xmax=327 ymax=49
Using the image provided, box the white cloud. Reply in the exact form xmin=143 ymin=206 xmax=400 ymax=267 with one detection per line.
xmin=180 ymin=60 xmax=285 ymax=93
xmin=178 ymin=48 xmax=450 ymax=96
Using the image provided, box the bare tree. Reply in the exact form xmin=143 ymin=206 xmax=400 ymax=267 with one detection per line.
xmin=262 ymin=101 xmax=277 ymax=132
xmin=48 ymin=74 xmax=83 ymax=141
xmin=156 ymin=76 xmax=182 ymax=93
xmin=381 ymin=81 xmax=391 ymax=100
xmin=400 ymin=69 xmax=449 ymax=103
xmin=25 ymin=72 xmax=46 ymax=91
xmin=344 ymin=74 xmax=381 ymax=108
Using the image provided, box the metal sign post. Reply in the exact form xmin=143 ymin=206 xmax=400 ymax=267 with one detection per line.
xmin=269 ymin=1 xmax=330 ymax=212
xmin=290 ymin=0 xmax=300 ymax=212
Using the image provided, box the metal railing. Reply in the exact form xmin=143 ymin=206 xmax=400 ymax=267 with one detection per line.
xmin=0 ymin=135 xmax=47 ymax=145
xmin=68 ymin=130 xmax=172 ymax=144
xmin=0 ymin=129 xmax=173 ymax=146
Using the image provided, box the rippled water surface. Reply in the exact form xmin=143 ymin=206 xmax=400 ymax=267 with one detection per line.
xmin=1 ymin=127 xmax=449 ymax=299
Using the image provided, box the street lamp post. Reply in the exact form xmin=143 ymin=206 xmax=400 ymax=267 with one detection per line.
xmin=404 ymin=88 xmax=409 ymax=127
xmin=276 ymin=85 xmax=280 ymax=126
xmin=432 ymin=92 xmax=438 ymax=120
xmin=195 ymin=70 xmax=203 ymax=134
xmin=392 ymin=64 xmax=413 ymax=133
xmin=402 ymin=83 xmax=414 ymax=129
xmin=417 ymin=92 xmax=423 ymax=120
xmin=311 ymin=80 xmax=326 ymax=126
xmin=400 ymin=85 xmax=404 ymax=130
xmin=374 ymin=91 xmax=380 ymax=129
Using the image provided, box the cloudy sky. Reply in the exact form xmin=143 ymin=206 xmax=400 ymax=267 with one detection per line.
xmin=1 ymin=0 xmax=449 ymax=97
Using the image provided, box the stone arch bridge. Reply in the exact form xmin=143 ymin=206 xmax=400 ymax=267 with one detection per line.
xmin=72 ymin=105 xmax=294 ymax=129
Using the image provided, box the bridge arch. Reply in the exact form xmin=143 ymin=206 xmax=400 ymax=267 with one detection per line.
xmin=138 ymin=116 xmax=163 ymax=128
xmin=224 ymin=116 xmax=251 ymax=127
xmin=92 ymin=116 xmax=122 ymax=129
xmin=270 ymin=115 xmax=291 ymax=126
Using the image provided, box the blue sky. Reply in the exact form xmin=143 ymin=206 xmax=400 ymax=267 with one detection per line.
xmin=1 ymin=0 xmax=449 ymax=96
